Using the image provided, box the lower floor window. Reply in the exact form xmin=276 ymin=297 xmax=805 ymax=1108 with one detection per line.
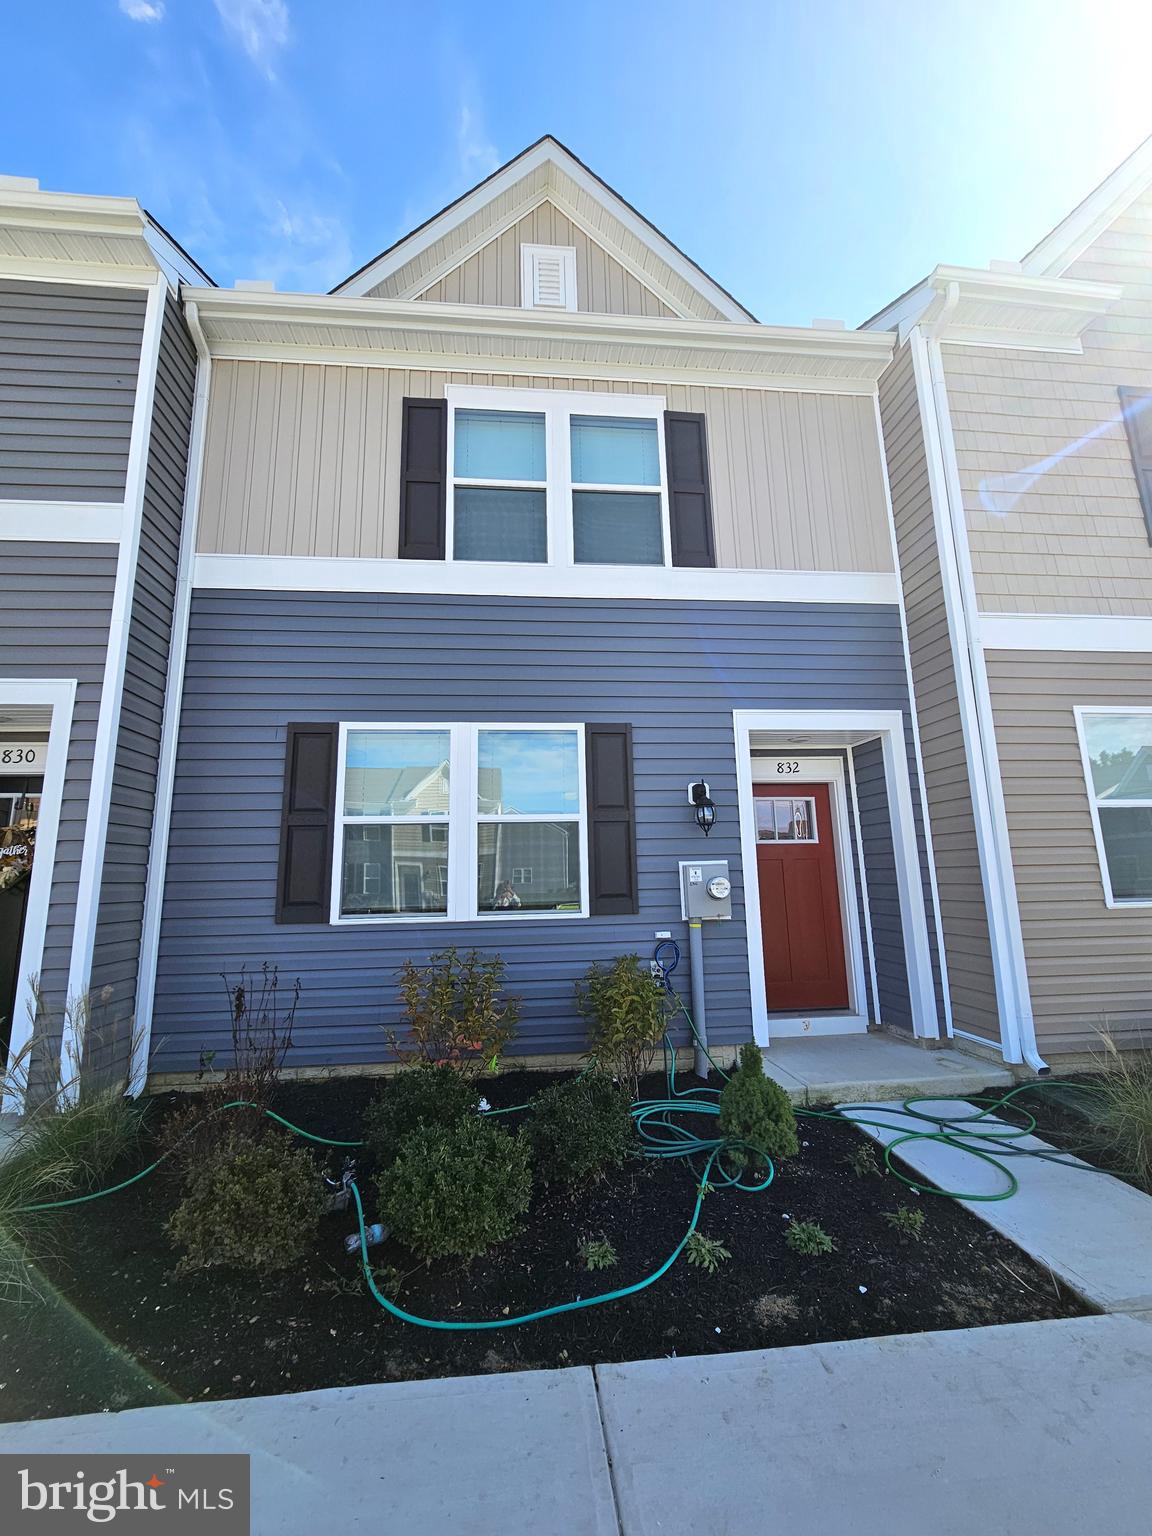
xmin=336 ymin=723 xmax=586 ymax=920
xmin=1077 ymin=709 xmax=1152 ymax=903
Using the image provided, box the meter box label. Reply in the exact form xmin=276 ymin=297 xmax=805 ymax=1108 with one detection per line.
xmin=679 ymin=859 xmax=733 ymax=920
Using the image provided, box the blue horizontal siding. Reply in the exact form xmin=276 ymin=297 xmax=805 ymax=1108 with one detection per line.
xmin=151 ymin=593 xmax=916 ymax=1072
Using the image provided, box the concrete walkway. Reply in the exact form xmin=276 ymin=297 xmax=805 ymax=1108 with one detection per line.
xmin=3 ymin=1315 xmax=1152 ymax=1534
xmin=762 ymin=1034 xmax=1013 ymax=1104
xmin=845 ymin=1100 xmax=1152 ymax=1313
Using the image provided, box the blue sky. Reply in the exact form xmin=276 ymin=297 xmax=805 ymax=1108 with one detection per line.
xmin=5 ymin=1 xmax=1151 ymax=324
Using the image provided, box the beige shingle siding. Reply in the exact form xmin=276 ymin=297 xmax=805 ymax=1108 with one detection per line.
xmin=196 ymin=360 xmax=895 ymax=573
xmin=409 ymin=200 xmax=679 ymax=319
xmin=987 ymin=649 xmax=1152 ymax=1052
xmin=878 ymin=341 xmax=1000 ymax=1041
xmin=943 ymin=186 xmax=1152 ymax=616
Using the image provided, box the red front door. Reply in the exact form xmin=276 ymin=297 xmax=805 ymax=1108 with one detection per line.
xmin=754 ymin=782 xmax=849 ymax=1012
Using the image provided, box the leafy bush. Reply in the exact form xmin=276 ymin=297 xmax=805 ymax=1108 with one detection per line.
xmin=718 ymin=1042 xmax=799 ymax=1167
xmin=576 ymin=955 xmax=667 ymax=1098
xmin=527 ymin=1073 xmax=635 ymax=1185
xmin=884 ymin=1206 xmax=926 ymax=1243
xmin=578 ymin=1236 xmax=619 ymax=1272
xmin=844 ymin=1142 xmax=881 ymax=1178
xmin=785 ymin=1219 xmax=835 ymax=1256
xmin=391 ymin=948 xmax=519 ymax=1077
xmin=362 ymin=1066 xmax=480 ymax=1167
xmin=684 ymin=1231 xmax=732 ymax=1273
xmin=166 ymin=1131 xmax=326 ymax=1274
xmin=377 ymin=1116 xmax=532 ymax=1262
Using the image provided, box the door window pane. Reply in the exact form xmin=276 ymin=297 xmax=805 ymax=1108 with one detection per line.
xmin=756 ymin=797 xmax=817 ymax=842
xmin=1099 ymin=807 xmax=1152 ymax=900
xmin=1083 ymin=714 xmax=1152 ymax=799
xmin=571 ymin=416 xmax=660 ymax=486
xmin=454 ymin=409 xmax=545 ymax=481
xmin=478 ymin=730 xmax=580 ymax=814
xmin=573 ymin=491 xmax=663 ymax=565
xmin=477 ymin=822 xmax=580 ymax=912
xmin=344 ymin=731 xmax=450 ymax=817
xmin=454 ymin=487 xmax=547 ymax=562
xmin=341 ymin=826 xmax=449 ymax=915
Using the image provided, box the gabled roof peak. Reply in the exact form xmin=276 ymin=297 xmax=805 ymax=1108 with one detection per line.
xmin=1021 ymin=133 xmax=1152 ymax=277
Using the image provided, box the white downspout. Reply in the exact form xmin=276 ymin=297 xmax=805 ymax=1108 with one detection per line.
xmin=129 ymin=298 xmax=212 ymax=1096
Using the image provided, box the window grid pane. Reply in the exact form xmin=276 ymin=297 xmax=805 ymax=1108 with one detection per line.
xmin=573 ymin=490 xmax=663 ymax=566
xmin=1083 ymin=713 xmax=1152 ymax=801
xmin=454 ymin=487 xmax=547 ymax=563
xmin=571 ymin=415 xmax=660 ymax=486
xmin=454 ymin=409 xmax=546 ymax=481
xmin=341 ymin=824 xmax=450 ymax=916
xmin=477 ymin=821 xmax=581 ymax=913
xmin=344 ymin=730 xmax=451 ymax=817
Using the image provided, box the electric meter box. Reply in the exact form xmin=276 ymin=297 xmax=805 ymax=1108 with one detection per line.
xmin=679 ymin=859 xmax=733 ymax=921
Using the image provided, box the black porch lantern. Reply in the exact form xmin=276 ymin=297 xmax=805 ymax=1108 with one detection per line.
xmin=689 ymin=778 xmax=716 ymax=836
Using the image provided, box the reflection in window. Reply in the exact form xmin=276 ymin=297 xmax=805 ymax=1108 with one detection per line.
xmin=477 ymin=728 xmax=581 ymax=913
xmin=1080 ymin=712 xmax=1152 ymax=901
xmin=755 ymin=797 xmax=817 ymax=843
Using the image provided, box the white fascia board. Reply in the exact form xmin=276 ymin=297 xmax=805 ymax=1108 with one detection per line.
xmin=334 ymin=139 xmax=753 ymax=321
xmin=1021 ymin=135 xmax=1152 ymax=277
xmin=980 ymin=613 xmax=1152 ymax=653
xmin=191 ymin=554 xmax=901 ymax=606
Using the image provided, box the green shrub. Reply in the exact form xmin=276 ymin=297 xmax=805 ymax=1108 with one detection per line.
xmin=684 ymin=1231 xmax=732 ymax=1273
xmin=844 ymin=1142 xmax=881 ymax=1178
xmin=884 ymin=1206 xmax=926 ymax=1243
xmin=377 ymin=1116 xmax=532 ymax=1262
xmin=785 ymin=1219 xmax=835 ymax=1256
xmin=576 ymin=955 xmax=667 ymax=1098
xmin=527 ymin=1073 xmax=635 ymax=1185
xmin=362 ymin=1066 xmax=480 ymax=1166
xmin=166 ymin=1131 xmax=326 ymax=1274
xmin=578 ymin=1236 xmax=619 ymax=1271
xmin=391 ymin=948 xmax=519 ymax=1076
xmin=719 ymin=1042 xmax=799 ymax=1167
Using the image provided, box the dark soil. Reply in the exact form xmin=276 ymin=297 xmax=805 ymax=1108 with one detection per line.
xmin=1 ymin=1071 xmax=1088 ymax=1423
xmin=993 ymin=1076 xmax=1149 ymax=1193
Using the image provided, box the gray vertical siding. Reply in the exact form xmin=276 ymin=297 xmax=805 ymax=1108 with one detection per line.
xmin=152 ymin=593 xmax=922 ymax=1074
xmin=0 ymin=280 xmax=145 ymax=502
xmin=89 ymin=299 xmax=196 ymax=1070
xmin=0 ymin=542 xmax=116 ymax=1023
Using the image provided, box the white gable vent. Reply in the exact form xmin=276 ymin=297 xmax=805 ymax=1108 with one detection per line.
xmin=521 ymin=243 xmax=578 ymax=312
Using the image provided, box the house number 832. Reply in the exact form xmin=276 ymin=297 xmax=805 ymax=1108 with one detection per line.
xmin=776 ymin=761 xmax=800 ymax=775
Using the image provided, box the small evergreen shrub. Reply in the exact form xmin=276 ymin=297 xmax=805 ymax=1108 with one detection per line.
xmin=377 ymin=1116 xmax=532 ymax=1261
xmin=166 ymin=1131 xmax=326 ymax=1274
xmin=785 ymin=1219 xmax=835 ymax=1256
xmin=578 ymin=1236 xmax=619 ymax=1272
xmin=884 ymin=1205 xmax=926 ymax=1243
xmin=576 ymin=955 xmax=667 ymax=1098
xmin=361 ymin=1066 xmax=480 ymax=1166
xmin=527 ymin=1073 xmax=635 ymax=1185
xmin=719 ymin=1042 xmax=799 ymax=1167
xmin=684 ymin=1231 xmax=732 ymax=1273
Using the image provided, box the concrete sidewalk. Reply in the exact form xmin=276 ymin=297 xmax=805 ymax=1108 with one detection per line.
xmin=3 ymin=1315 xmax=1152 ymax=1534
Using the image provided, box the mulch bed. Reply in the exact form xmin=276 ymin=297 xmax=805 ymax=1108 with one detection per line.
xmin=992 ymin=1076 xmax=1149 ymax=1193
xmin=1 ymin=1070 xmax=1088 ymax=1423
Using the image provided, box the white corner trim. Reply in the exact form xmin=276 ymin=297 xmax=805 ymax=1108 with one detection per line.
xmin=190 ymin=554 xmax=900 ymax=606
xmin=130 ymin=302 xmax=212 ymax=1098
xmin=733 ymin=708 xmax=938 ymax=1046
xmin=979 ymin=612 xmax=1152 ymax=653
xmin=0 ymin=501 xmax=125 ymax=543
xmin=915 ymin=329 xmax=1044 ymax=1070
xmin=58 ymin=274 xmax=168 ymax=1101
xmin=0 ymin=676 xmax=77 ymax=1113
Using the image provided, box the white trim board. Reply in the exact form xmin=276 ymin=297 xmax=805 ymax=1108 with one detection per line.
xmin=733 ymin=709 xmax=939 ymax=1048
xmin=1022 ymin=134 xmax=1152 ymax=278
xmin=980 ymin=613 xmax=1152 ymax=653
xmin=190 ymin=554 xmax=900 ymax=607
xmin=0 ymin=676 xmax=76 ymax=1113
xmin=0 ymin=502 xmax=124 ymax=543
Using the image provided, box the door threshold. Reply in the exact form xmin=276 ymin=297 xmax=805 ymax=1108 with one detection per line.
xmin=760 ymin=1014 xmax=869 ymax=1040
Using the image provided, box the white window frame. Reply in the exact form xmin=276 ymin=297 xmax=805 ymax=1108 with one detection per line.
xmin=445 ymin=385 xmax=671 ymax=570
xmin=520 ymin=243 xmax=578 ymax=312
xmin=1074 ymin=704 xmax=1152 ymax=909
xmin=331 ymin=721 xmax=588 ymax=924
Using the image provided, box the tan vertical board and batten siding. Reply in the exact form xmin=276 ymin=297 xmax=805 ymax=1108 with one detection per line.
xmin=986 ymin=650 xmax=1152 ymax=1051
xmin=409 ymin=200 xmax=679 ymax=318
xmin=196 ymin=361 xmax=894 ymax=574
xmin=877 ymin=342 xmax=999 ymax=1041
xmin=0 ymin=279 xmax=145 ymax=501
xmin=943 ymin=185 xmax=1152 ymax=616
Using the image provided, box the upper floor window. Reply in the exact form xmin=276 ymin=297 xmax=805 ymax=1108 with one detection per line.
xmin=446 ymin=387 xmax=670 ymax=568
xmin=1076 ymin=708 xmax=1152 ymax=905
xmin=521 ymin=244 xmax=578 ymax=312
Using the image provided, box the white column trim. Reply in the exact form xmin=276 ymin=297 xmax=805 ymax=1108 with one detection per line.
xmin=58 ymin=274 xmax=168 ymax=1100
xmin=0 ymin=676 xmax=76 ymax=1113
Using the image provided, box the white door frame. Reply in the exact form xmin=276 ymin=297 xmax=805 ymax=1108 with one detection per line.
xmin=748 ymin=753 xmax=869 ymax=1037
xmin=0 ymin=676 xmax=77 ymax=1111
xmin=734 ymin=709 xmax=940 ymax=1046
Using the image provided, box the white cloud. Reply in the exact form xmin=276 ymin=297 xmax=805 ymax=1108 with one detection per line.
xmin=119 ymin=0 xmax=165 ymax=20
xmin=212 ymin=0 xmax=291 ymax=76
xmin=456 ymin=101 xmax=500 ymax=182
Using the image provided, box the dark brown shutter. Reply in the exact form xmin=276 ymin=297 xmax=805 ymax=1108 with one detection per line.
xmin=664 ymin=411 xmax=716 ymax=568
xmin=276 ymin=723 xmax=338 ymax=924
xmin=398 ymin=397 xmax=447 ymax=559
xmin=586 ymin=724 xmax=638 ymax=916
xmin=1119 ymin=388 xmax=1152 ymax=544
